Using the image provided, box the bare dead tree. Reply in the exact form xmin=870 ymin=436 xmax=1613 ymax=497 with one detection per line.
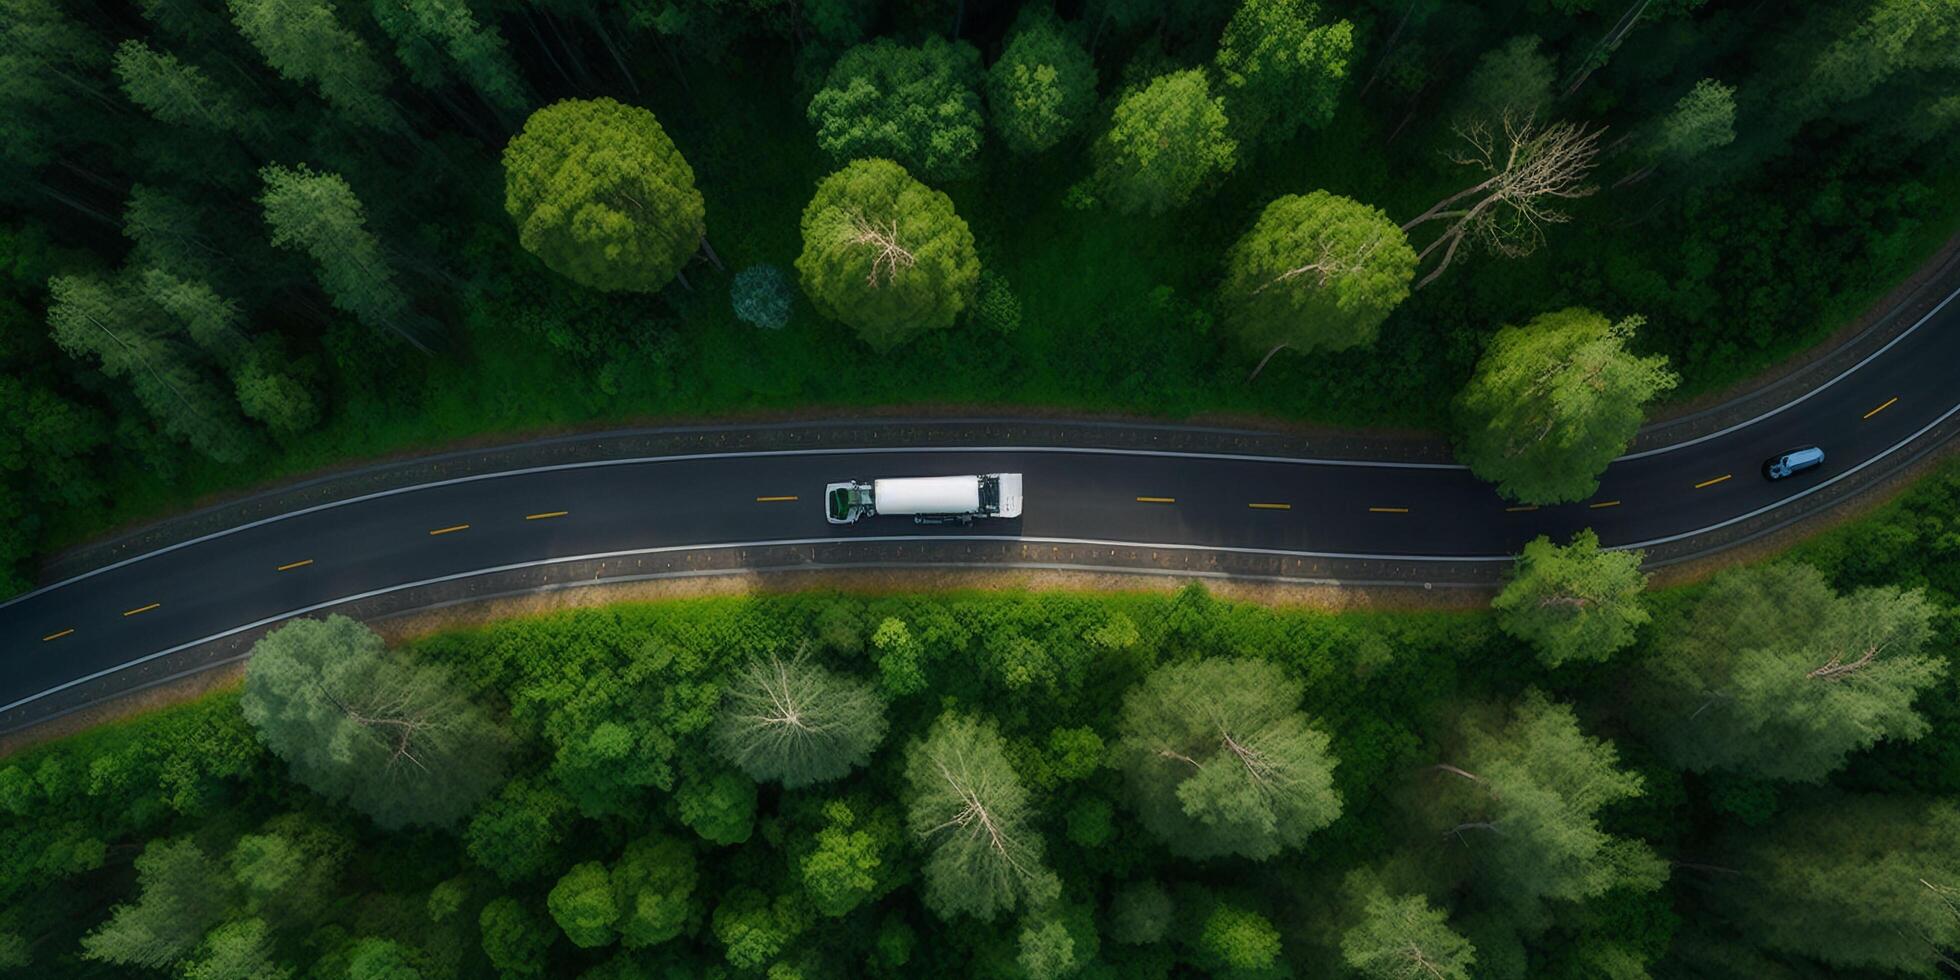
xmin=1401 ymin=112 xmax=1603 ymax=289
xmin=843 ymin=209 xmax=916 ymax=288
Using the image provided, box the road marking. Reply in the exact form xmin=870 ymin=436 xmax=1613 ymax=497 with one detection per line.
xmin=276 ymin=559 xmax=314 ymax=571
xmin=1247 ymin=502 xmax=1291 ymax=510
xmin=20 ymin=398 xmax=1960 ymax=719
xmin=1504 ymin=505 xmax=1539 ymax=512
xmin=429 ymin=524 xmax=470 ymax=536
xmin=123 ymin=602 xmax=160 ymax=617
xmin=1589 ymin=500 xmax=1622 ymax=509
xmin=1136 ymin=496 xmax=1175 ymax=503
xmin=42 ymin=628 xmax=74 ymax=642
xmin=525 ymin=510 xmax=569 ymax=520
xmin=1694 ymin=474 xmax=1732 ymax=489
xmin=1864 ymin=396 xmax=1898 ymax=420
xmin=1368 ymin=506 xmax=1409 ymax=514
xmin=754 ymin=496 xmax=798 ymax=503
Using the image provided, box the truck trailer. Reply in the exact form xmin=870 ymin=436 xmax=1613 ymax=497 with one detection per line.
xmin=825 ymin=473 xmax=1024 ymax=525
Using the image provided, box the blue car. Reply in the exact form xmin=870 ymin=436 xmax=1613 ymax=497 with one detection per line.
xmin=1763 ymin=446 xmax=1825 ymax=480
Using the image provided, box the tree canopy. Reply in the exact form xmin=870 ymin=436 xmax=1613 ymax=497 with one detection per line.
xmin=1214 ymin=0 xmax=1354 ymax=143
xmin=713 ymin=649 xmax=888 ymax=788
xmin=1492 ymin=530 xmax=1650 ymax=668
xmin=986 ymin=12 xmax=1097 ymax=156
xmin=239 ymin=615 xmax=508 ymax=829
xmin=903 ymin=712 xmax=1059 ymax=921
xmin=1090 ymin=70 xmax=1237 ymax=216
xmin=795 ymin=158 xmax=980 ymax=350
xmin=502 ymin=98 xmax=706 ymax=294
xmin=807 ymin=37 xmax=985 ymax=181
xmin=1637 ymin=562 xmax=1944 ymax=782
xmin=1454 ymin=308 xmax=1678 ymax=504
xmin=1222 ymin=191 xmax=1417 ymax=366
xmin=1113 ymin=657 xmax=1343 ymax=860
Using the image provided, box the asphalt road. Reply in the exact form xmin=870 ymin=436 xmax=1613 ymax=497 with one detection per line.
xmin=4 ymin=282 xmax=1958 ymax=723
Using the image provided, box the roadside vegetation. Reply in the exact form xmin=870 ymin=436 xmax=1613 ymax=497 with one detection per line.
xmin=5 ymin=454 xmax=1960 ymax=977
xmin=5 ymin=0 xmax=1960 ymax=590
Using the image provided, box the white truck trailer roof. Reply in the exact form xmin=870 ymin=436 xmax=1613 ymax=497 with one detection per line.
xmin=873 ymin=476 xmax=981 ymax=515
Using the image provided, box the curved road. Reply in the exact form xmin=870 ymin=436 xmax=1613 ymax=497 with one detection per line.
xmin=4 ymin=281 xmax=1958 ymax=730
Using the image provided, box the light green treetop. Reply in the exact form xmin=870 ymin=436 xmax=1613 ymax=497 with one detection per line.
xmin=1638 ymin=562 xmax=1944 ymax=782
xmin=1214 ymin=0 xmax=1354 ymax=143
xmin=1222 ymin=191 xmax=1416 ymax=367
xmin=903 ymin=712 xmax=1059 ymax=921
xmin=1492 ymin=529 xmax=1649 ymax=668
xmin=502 ymin=97 xmax=705 ymax=294
xmin=795 ymin=158 xmax=980 ymax=350
xmin=986 ymin=12 xmax=1097 ymax=156
xmin=1453 ymin=308 xmax=1678 ymax=504
xmin=807 ymin=36 xmax=985 ymax=180
xmin=1091 ymin=69 xmax=1237 ymax=216
xmin=1113 ymin=657 xmax=1343 ymax=860
xmin=713 ymin=648 xmax=888 ymax=788
xmin=1340 ymin=885 xmax=1476 ymax=980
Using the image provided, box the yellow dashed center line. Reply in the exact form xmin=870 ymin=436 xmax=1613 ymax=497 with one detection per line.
xmin=1693 ymin=474 xmax=1732 ymax=489
xmin=429 ymin=524 xmax=470 ymax=536
xmin=42 ymin=628 xmax=74 ymax=642
xmin=1247 ymin=502 xmax=1292 ymax=510
xmin=1504 ymin=505 xmax=1539 ymax=513
xmin=123 ymin=602 xmax=160 ymax=617
xmin=754 ymin=496 xmax=798 ymax=503
xmin=1136 ymin=496 xmax=1175 ymax=504
xmin=1864 ymin=396 xmax=1898 ymax=420
xmin=525 ymin=511 xmax=569 ymax=520
xmin=1368 ymin=506 xmax=1410 ymax=514
xmin=276 ymin=559 xmax=314 ymax=572
xmin=1588 ymin=500 xmax=1622 ymax=509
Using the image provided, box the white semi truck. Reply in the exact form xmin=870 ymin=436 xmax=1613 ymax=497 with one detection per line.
xmin=825 ymin=473 xmax=1024 ymax=525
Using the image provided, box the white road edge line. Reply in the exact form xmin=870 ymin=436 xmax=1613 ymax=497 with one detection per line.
xmin=1617 ymin=280 xmax=1960 ymax=461
xmin=5 ymin=279 xmax=1956 ymax=617
xmin=0 ymin=445 xmax=1466 ymax=610
xmin=14 ymin=396 xmax=1960 ymax=716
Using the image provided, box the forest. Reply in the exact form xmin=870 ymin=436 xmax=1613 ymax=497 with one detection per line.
xmin=3 ymin=454 xmax=1959 ymax=979
xmin=4 ymin=0 xmax=1959 ymax=593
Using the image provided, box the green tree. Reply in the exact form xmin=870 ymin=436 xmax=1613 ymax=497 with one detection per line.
xmin=0 ymin=0 xmax=113 ymax=171
xmin=228 ymin=814 xmax=349 ymax=926
xmin=871 ymin=616 xmax=927 ymax=696
xmin=675 ymin=770 xmax=757 ymax=845
xmin=795 ymin=159 xmax=980 ymax=350
xmin=986 ymin=12 xmax=1096 ymax=156
xmin=1455 ymin=36 xmax=1553 ymax=126
xmin=45 ymin=274 xmax=257 ymax=463
xmin=112 ymin=40 xmax=262 ymax=140
xmin=1491 ymin=529 xmax=1650 ymax=668
xmin=713 ymin=649 xmax=887 ymax=788
xmin=1340 ymin=886 xmax=1475 ymax=980
xmin=80 ymin=838 xmax=234 ymax=970
xmin=711 ymin=887 xmax=808 ymax=970
xmin=257 ymin=164 xmax=433 ymax=352
xmin=610 ymin=836 xmax=699 ymax=949
xmin=466 ymin=776 xmax=575 ymax=882
xmin=1090 ymin=70 xmax=1236 ymax=215
xmin=1221 ymin=191 xmax=1417 ymax=374
xmin=502 ymin=98 xmax=706 ymax=294
xmin=547 ymin=861 xmax=617 ymax=948
xmin=344 ymin=938 xmax=422 ymax=979
xmin=226 ymin=0 xmax=398 ymax=129
xmin=1214 ymin=0 xmax=1353 ymax=143
xmin=1453 ymin=308 xmax=1678 ymax=504
xmin=370 ymin=0 xmax=530 ymax=114
xmin=807 ymin=37 xmax=985 ymax=181
xmin=240 ymin=615 xmax=508 ymax=829
xmin=1197 ymin=904 xmax=1282 ymax=977
xmin=479 ymin=897 xmax=552 ymax=976
xmin=1017 ymin=917 xmax=1077 ymax=980
xmin=904 ymin=712 xmax=1060 ymax=921
xmin=1431 ymin=691 xmax=1666 ymax=931
xmin=1113 ymin=657 xmax=1343 ymax=860
xmin=1716 ymin=795 xmax=1960 ymax=976
xmin=179 ymin=918 xmax=289 ymax=980
xmin=729 ymin=264 xmax=792 ymax=330
xmin=1651 ymin=78 xmax=1737 ymax=166
xmin=799 ymin=798 xmax=902 ymax=917
xmin=1638 ymin=563 xmax=1944 ymax=782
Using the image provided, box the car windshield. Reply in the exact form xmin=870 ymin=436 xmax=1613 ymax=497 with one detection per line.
xmin=827 ymin=488 xmax=850 ymax=521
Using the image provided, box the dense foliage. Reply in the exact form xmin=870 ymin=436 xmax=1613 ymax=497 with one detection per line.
xmin=2 ymin=0 xmax=1958 ymax=589
xmin=8 ymin=451 xmax=1960 ymax=976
